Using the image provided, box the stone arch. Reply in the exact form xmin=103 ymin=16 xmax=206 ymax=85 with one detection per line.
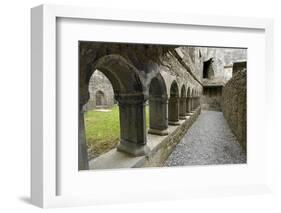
xmin=170 ymin=80 xmax=179 ymax=97
xmin=148 ymin=73 xmax=168 ymax=98
xmin=95 ymin=90 xmax=106 ymax=107
xmin=148 ymin=74 xmax=169 ymax=135
xmin=182 ymin=85 xmax=187 ymax=97
xmin=158 ymin=70 xmax=181 ymax=99
xmin=94 ymin=55 xmax=144 ymax=96
xmin=168 ymin=80 xmax=180 ymax=125
xmin=83 ymin=70 xmax=115 ymax=111
xmin=203 ymin=58 xmax=215 ymax=79
xmin=179 ymin=85 xmax=187 ymax=119
xmin=79 ymin=54 xmax=145 ymax=107
xmin=79 ymin=54 xmax=149 ymax=170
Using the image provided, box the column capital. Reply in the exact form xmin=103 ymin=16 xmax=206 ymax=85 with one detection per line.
xmin=169 ymin=96 xmax=179 ymax=102
xmin=149 ymin=95 xmax=168 ymax=103
xmin=115 ymin=93 xmax=147 ymax=105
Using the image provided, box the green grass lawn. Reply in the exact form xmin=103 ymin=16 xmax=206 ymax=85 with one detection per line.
xmin=84 ymin=105 xmax=149 ymax=159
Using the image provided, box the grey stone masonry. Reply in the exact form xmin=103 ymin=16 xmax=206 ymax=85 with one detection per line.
xmin=179 ymin=97 xmax=187 ymax=119
xmin=148 ymin=97 xmax=169 ymax=136
xmin=83 ymin=70 xmax=115 ymax=110
xmin=168 ymin=97 xmax=180 ymax=125
xmin=221 ymin=67 xmax=247 ymax=151
xmin=116 ymin=94 xmax=150 ymax=156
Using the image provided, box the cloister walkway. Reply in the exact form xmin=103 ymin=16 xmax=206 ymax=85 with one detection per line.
xmin=165 ymin=110 xmax=246 ymax=166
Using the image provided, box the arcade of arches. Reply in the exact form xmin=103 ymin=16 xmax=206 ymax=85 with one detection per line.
xmin=79 ymin=42 xmax=247 ymax=170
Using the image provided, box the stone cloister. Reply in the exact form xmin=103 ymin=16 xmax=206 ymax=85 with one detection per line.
xmin=79 ymin=42 xmax=246 ymax=170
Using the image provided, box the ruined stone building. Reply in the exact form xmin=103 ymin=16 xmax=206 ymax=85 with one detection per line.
xmin=79 ymin=42 xmax=247 ymax=170
xmin=83 ymin=70 xmax=115 ymax=110
xmin=200 ymin=48 xmax=247 ymax=111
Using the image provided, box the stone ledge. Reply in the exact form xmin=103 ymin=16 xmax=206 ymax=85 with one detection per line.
xmin=89 ymin=107 xmax=201 ymax=170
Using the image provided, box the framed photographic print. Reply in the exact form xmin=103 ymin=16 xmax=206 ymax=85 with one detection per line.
xmin=31 ymin=4 xmax=274 ymax=208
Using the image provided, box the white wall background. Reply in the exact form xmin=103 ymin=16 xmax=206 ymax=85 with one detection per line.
xmin=0 ymin=0 xmax=280 ymax=212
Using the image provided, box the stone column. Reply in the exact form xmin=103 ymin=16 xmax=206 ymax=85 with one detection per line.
xmin=78 ymin=105 xmax=89 ymax=170
xmin=194 ymin=97 xmax=197 ymax=109
xmin=168 ymin=96 xmax=180 ymax=125
xmin=186 ymin=96 xmax=192 ymax=115
xmin=179 ymin=97 xmax=187 ymax=120
xmin=148 ymin=96 xmax=169 ymax=136
xmin=116 ymin=94 xmax=150 ymax=156
xmin=190 ymin=97 xmax=194 ymax=112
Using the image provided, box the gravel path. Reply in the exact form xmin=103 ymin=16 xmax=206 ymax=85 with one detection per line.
xmin=165 ymin=110 xmax=246 ymax=166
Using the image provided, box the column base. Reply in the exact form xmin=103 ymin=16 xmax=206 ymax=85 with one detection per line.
xmin=186 ymin=112 xmax=193 ymax=116
xmin=179 ymin=115 xmax=187 ymax=120
xmin=148 ymin=128 xmax=169 ymax=136
xmin=168 ymin=120 xmax=180 ymax=126
xmin=117 ymin=141 xmax=150 ymax=156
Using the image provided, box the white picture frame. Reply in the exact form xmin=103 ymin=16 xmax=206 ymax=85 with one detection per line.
xmin=31 ymin=4 xmax=274 ymax=208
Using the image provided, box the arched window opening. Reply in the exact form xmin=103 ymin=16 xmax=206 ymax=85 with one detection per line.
xmin=148 ymin=75 xmax=168 ymax=136
xmin=83 ymin=70 xmax=115 ymax=111
xmin=203 ymin=58 xmax=215 ymax=79
xmin=95 ymin=90 xmax=106 ymax=107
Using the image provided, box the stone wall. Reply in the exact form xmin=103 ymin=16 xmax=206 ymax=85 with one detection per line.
xmin=232 ymin=61 xmax=247 ymax=76
xmin=144 ymin=107 xmax=201 ymax=167
xmin=200 ymin=47 xmax=247 ymax=67
xmin=201 ymin=86 xmax=223 ymax=111
xmin=83 ymin=70 xmax=115 ymax=110
xmin=200 ymin=47 xmax=247 ymax=84
xmin=221 ymin=69 xmax=247 ymax=150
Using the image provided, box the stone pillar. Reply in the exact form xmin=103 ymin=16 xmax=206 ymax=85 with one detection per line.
xmin=148 ymin=96 xmax=169 ymax=136
xmin=190 ymin=97 xmax=194 ymax=112
xmin=179 ymin=97 xmax=187 ymax=120
xmin=197 ymin=96 xmax=201 ymax=108
xmin=186 ymin=97 xmax=192 ymax=115
xmin=116 ymin=94 xmax=150 ymax=156
xmin=168 ymin=96 xmax=180 ymax=125
xmin=78 ymin=105 xmax=89 ymax=170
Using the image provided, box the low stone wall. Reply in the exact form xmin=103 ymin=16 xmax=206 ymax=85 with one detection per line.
xmin=221 ymin=69 xmax=247 ymax=150
xmin=89 ymin=107 xmax=201 ymax=169
xmin=144 ymin=107 xmax=201 ymax=167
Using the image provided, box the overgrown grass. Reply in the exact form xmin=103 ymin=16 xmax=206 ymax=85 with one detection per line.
xmin=84 ymin=105 xmax=149 ymax=159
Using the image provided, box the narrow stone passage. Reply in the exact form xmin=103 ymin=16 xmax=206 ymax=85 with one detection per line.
xmin=165 ymin=110 xmax=246 ymax=166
